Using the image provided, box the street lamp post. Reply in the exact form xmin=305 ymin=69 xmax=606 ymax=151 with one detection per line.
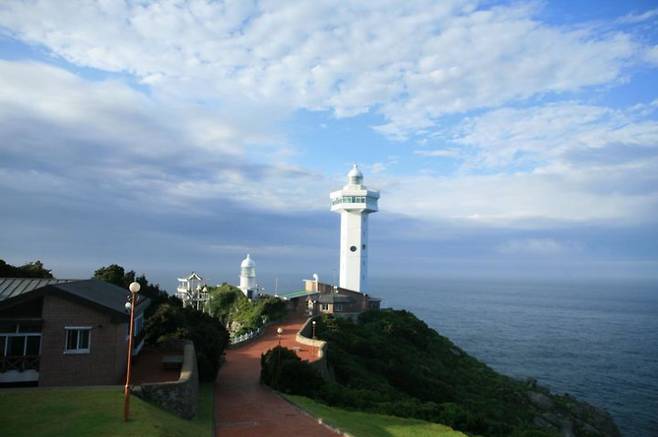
xmin=312 ymin=320 xmax=317 ymax=339
xmin=276 ymin=327 xmax=283 ymax=346
xmin=123 ymin=281 xmax=140 ymax=422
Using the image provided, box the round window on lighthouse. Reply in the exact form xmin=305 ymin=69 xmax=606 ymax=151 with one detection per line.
xmin=350 ymin=245 xmax=357 ymax=252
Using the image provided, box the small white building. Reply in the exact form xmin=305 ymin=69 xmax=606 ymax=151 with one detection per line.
xmin=239 ymin=254 xmax=259 ymax=299
xmin=330 ymin=164 xmax=379 ymax=293
xmin=177 ymin=272 xmax=209 ymax=310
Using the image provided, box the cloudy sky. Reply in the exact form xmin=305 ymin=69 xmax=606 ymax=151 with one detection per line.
xmin=1 ymin=0 xmax=658 ymax=290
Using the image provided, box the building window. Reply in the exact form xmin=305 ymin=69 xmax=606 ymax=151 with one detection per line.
xmin=335 ymin=304 xmax=343 ymax=311
xmin=65 ymin=327 xmax=91 ymax=354
xmin=25 ymin=336 xmax=40 ymax=355
xmin=0 ymin=323 xmax=42 ymax=360
xmin=8 ymin=336 xmax=25 ymax=356
xmin=321 ymin=304 xmax=329 ymax=311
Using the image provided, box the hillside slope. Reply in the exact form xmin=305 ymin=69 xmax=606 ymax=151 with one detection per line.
xmin=313 ymin=310 xmax=619 ymax=437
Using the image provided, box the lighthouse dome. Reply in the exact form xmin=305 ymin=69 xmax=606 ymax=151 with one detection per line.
xmin=347 ymin=164 xmax=363 ymax=184
xmin=241 ymin=254 xmax=255 ymax=268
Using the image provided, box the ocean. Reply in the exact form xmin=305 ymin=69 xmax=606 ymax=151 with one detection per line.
xmin=367 ymin=277 xmax=658 ymax=437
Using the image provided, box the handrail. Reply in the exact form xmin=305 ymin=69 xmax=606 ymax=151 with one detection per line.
xmin=229 ymin=326 xmax=263 ymax=345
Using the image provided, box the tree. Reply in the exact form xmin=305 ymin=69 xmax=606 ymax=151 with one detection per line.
xmin=93 ymin=264 xmax=134 ymax=288
xmin=206 ymin=283 xmax=244 ymax=323
xmin=93 ymin=264 xmax=180 ymax=317
xmin=145 ymin=302 xmax=229 ymax=381
xmin=260 ymin=346 xmax=324 ymax=396
xmin=0 ymin=259 xmax=53 ymax=278
xmin=206 ymin=284 xmax=287 ymax=335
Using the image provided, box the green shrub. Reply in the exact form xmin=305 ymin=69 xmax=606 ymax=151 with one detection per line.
xmin=146 ymin=303 xmax=229 ymax=381
xmin=260 ymin=346 xmax=324 ymax=397
xmin=207 ymin=284 xmax=287 ymax=335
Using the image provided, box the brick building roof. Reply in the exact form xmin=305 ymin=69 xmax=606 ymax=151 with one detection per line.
xmin=0 ymin=277 xmax=148 ymax=318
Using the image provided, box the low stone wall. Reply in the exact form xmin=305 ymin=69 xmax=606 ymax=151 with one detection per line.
xmin=295 ymin=317 xmax=332 ymax=382
xmin=134 ymin=340 xmax=199 ymax=419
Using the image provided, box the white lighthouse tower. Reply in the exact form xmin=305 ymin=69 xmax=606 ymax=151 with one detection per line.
xmin=330 ymin=165 xmax=379 ymax=292
xmin=239 ymin=254 xmax=258 ymax=299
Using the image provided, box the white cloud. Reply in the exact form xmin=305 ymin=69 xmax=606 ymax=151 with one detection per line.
xmin=0 ymin=0 xmax=647 ymax=139
xmin=451 ymin=102 xmax=658 ymax=168
xmin=372 ymin=101 xmax=658 ymax=226
xmin=368 ymin=156 xmax=399 ymax=174
xmin=497 ymin=238 xmax=579 ymax=255
xmin=646 ymin=45 xmax=658 ymax=66
xmin=207 ymin=243 xmax=315 ymax=256
xmin=2 ymin=60 xmax=657 ymax=229
xmin=414 ymin=148 xmax=460 ymax=158
xmin=1 ymin=4 xmax=657 ymax=230
xmin=617 ymin=8 xmax=658 ymax=24
xmin=0 ymin=61 xmax=329 ymax=213
xmin=370 ymin=162 xmax=388 ymax=174
xmin=375 ymin=160 xmax=658 ymax=225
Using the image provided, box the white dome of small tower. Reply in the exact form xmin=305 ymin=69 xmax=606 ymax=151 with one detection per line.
xmin=241 ymin=253 xmax=255 ymax=268
xmin=347 ymin=164 xmax=363 ymax=185
xmin=239 ymin=254 xmax=257 ymax=299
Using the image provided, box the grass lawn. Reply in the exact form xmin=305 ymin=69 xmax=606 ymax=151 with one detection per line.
xmin=284 ymin=394 xmax=467 ymax=437
xmin=0 ymin=383 xmax=214 ymax=437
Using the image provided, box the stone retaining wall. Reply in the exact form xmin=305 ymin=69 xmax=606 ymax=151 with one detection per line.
xmin=134 ymin=340 xmax=199 ymax=419
xmin=295 ymin=317 xmax=332 ymax=382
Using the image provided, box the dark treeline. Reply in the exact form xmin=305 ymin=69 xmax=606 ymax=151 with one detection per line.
xmin=0 ymin=259 xmax=53 ymax=278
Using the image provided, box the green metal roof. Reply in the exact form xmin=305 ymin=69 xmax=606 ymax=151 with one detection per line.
xmin=0 ymin=278 xmax=149 ymax=317
xmin=274 ymin=289 xmax=316 ymax=300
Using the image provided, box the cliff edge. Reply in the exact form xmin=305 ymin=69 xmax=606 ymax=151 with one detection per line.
xmin=293 ymin=310 xmax=621 ymax=437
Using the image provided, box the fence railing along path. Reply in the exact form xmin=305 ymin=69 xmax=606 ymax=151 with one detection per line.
xmin=229 ymin=327 xmax=263 ymax=346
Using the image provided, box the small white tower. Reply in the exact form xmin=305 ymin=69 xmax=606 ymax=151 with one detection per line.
xmin=330 ymin=165 xmax=379 ymax=292
xmin=239 ymin=254 xmax=258 ymax=299
xmin=176 ymin=272 xmax=208 ymax=310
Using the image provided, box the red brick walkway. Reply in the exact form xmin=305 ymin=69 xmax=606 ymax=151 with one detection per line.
xmin=214 ymin=319 xmax=337 ymax=436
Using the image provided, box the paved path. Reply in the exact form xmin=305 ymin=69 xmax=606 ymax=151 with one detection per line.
xmin=214 ymin=319 xmax=337 ymax=437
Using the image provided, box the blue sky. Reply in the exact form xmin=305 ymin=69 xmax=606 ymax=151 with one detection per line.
xmin=1 ymin=0 xmax=657 ymax=290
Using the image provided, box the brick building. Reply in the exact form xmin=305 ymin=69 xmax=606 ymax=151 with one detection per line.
xmin=0 ymin=278 xmax=149 ymax=387
xmin=276 ymin=278 xmax=381 ymax=320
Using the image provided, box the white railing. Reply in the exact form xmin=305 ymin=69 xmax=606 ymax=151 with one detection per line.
xmin=229 ymin=327 xmax=263 ymax=345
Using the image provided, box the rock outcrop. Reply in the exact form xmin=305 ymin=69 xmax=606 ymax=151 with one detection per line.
xmin=525 ymin=379 xmax=620 ymax=437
